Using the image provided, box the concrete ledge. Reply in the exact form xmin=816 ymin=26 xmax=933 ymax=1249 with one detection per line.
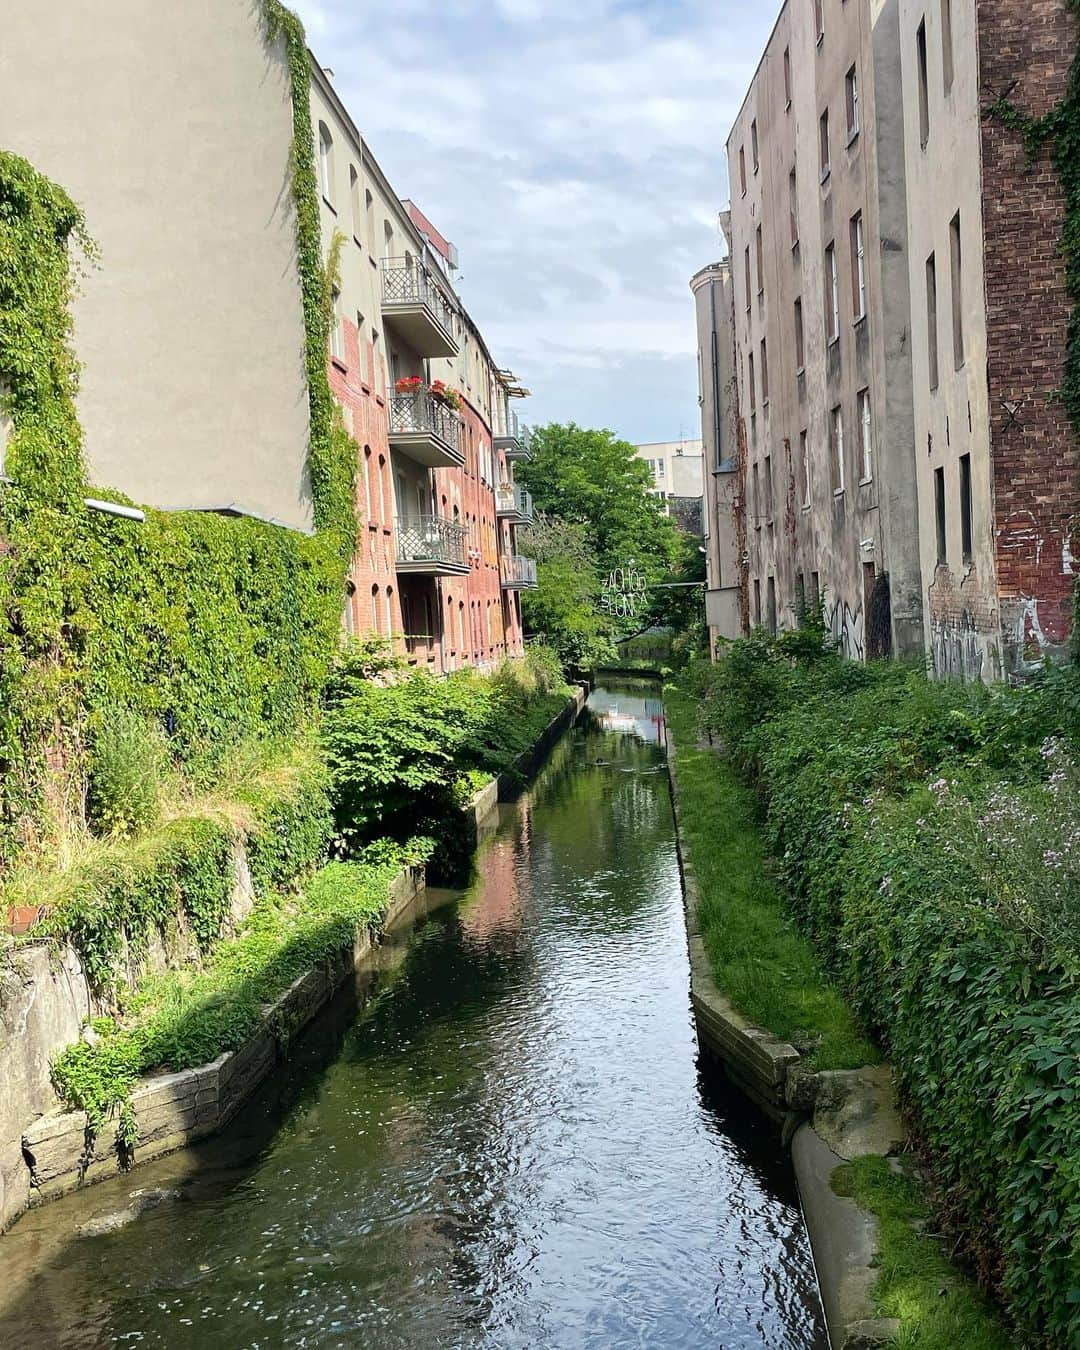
xmin=495 ymin=685 xmax=587 ymax=800
xmin=16 ymin=862 xmax=426 ymax=1214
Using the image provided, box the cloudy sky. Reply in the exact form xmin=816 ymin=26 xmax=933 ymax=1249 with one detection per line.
xmin=291 ymin=0 xmax=776 ymax=445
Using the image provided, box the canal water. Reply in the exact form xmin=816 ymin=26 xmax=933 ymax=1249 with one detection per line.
xmin=0 ymin=680 xmax=827 ymax=1349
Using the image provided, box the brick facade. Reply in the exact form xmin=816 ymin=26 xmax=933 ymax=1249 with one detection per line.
xmin=979 ymin=0 xmax=1079 ymax=670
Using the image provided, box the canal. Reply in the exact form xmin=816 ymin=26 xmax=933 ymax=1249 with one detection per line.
xmin=0 ymin=680 xmax=826 ymax=1348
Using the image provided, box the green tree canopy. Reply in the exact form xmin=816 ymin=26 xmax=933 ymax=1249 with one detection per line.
xmin=519 ymin=423 xmax=681 ymax=583
xmin=518 ymin=515 xmax=616 ymax=670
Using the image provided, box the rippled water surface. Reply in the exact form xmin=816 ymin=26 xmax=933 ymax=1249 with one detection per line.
xmin=0 ymin=681 xmax=826 ymax=1349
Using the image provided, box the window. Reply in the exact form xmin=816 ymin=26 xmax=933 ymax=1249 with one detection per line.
xmin=810 ymin=570 xmax=820 ymax=608
xmin=926 ymin=252 xmax=939 ymax=389
xmin=800 ymin=429 xmax=811 ymax=505
xmin=794 ymin=297 xmax=805 ymax=369
xmin=760 ymin=338 xmax=769 ymax=403
xmin=764 ymin=453 xmax=774 ymax=519
xmin=744 ymin=246 xmax=752 ymax=311
xmin=356 ymin=312 xmax=366 ymax=381
xmin=825 ymin=243 xmax=840 ymax=342
xmin=814 ymin=0 xmax=825 ymax=43
xmin=784 ymin=46 xmax=792 ymax=105
xmin=365 ymin=187 xmax=375 ymax=242
xmin=756 ymin=224 xmax=764 ymax=296
xmin=754 ymin=577 xmax=762 ymax=627
xmin=383 ymin=219 xmax=394 ymax=260
xmin=370 ymin=585 xmax=380 ymax=637
xmin=795 ymin=572 xmax=806 ymax=621
xmin=831 ymin=405 xmax=845 ymax=491
xmin=858 ymin=388 xmax=873 ymax=479
xmin=317 ymin=122 xmax=334 ymax=204
xmin=942 ymin=0 xmax=954 ymax=92
xmin=959 ymin=452 xmax=973 ymax=562
xmin=739 ymin=145 xmax=747 ymax=195
xmin=845 ymin=65 xmax=860 ymax=139
xmin=371 ymin=327 xmax=381 ymax=392
xmin=748 ymin=351 xmax=757 ymax=412
xmin=916 ymin=19 xmax=930 ymax=147
xmin=364 ymin=446 xmax=373 ymax=521
xmin=935 ymin=464 xmax=947 ymax=562
xmin=349 ymin=165 xmax=361 ymax=240
xmin=767 ymin=576 xmax=778 ymax=634
xmin=850 ymin=211 xmax=866 ymax=320
xmin=950 ymin=210 xmax=964 ymax=367
xmin=819 ymin=108 xmax=831 ymax=179
xmin=789 ymin=167 xmax=799 ymax=246
xmin=752 ymin=461 xmax=761 ymax=523
xmin=751 ymin=119 xmax=759 ymax=173
xmin=329 ymin=288 xmax=344 ymax=360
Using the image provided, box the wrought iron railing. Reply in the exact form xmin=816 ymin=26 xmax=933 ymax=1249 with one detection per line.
xmin=395 ymin=514 xmax=468 ymax=570
xmin=387 ymin=390 xmax=462 ymax=453
xmin=495 ymin=481 xmax=534 ymax=520
xmin=500 ymin=554 xmax=538 ymax=587
xmin=381 ymin=258 xmax=456 ymax=336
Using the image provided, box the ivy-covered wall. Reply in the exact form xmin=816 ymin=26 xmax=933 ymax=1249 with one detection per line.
xmin=0 ymin=0 xmax=359 ymax=866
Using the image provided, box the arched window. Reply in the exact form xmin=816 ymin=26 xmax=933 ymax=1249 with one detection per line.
xmin=383 ymin=220 xmax=394 ymax=261
xmin=364 ymin=446 xmax=373 ymax=521
xmin=370 ymin=584 xmax=380 ymax=637
xmin=342 ymin=580 xmax=356 ymax=636
xmin=385 ymin=586 xmax=394 ymax=642
xmin=318 ymin=122 xmax=334 ymax=205
xmin=378 ymin=453 xmax=388 ymax=522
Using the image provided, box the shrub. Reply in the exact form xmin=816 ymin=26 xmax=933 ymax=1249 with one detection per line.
xmin=86 ymin=707 xmax=170 ymax=838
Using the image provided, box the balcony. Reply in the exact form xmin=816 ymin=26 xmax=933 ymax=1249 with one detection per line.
xmin=495 ymin=481 xmax=534 ymax=525
xmin=494 ymin=408 xmax=532 ymax=461
xmin=500 ymin=554 xmax=538 ymax=590
xmin=380 ymin=258 xmax=458 ymax=358
xmin=395 ymin=514 xmax=470 ymax=576
xmin=387 ymin=389 xmax=465 ymax=469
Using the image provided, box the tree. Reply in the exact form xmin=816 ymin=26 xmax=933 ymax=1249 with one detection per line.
xmin=518 ymin=515 xmax=616 ymax=670
xmin=519 ymin=424 xmax=681 ymax=584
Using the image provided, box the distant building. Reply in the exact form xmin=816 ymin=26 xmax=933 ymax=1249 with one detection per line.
xmin=634 ymin=439 xmax=705 ymax=534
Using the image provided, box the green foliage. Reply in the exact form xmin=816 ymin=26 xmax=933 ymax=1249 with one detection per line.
xmin=698 ymin=626 xmax=1080 ymax=1344
xmin=519 ymin=423 xmax=679 ymax=579
xmin=518 ymin=515 xmax=617 ymax=670
xmin=50 ymin=838 xmax=430 ymax=1140
xmin=832 ymin=1157 xmax=1013 ymax=1350
xmin=86 ymin=708 xmax=169 ymax=838
xmin=665 ymin=685 xmax=877 ymax=1069
xmin=323 ymin=643 xmax=571 ymax=851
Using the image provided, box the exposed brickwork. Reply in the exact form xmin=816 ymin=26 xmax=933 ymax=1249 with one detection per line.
xmin=979 ymin=0 xmax=1080 ymax=670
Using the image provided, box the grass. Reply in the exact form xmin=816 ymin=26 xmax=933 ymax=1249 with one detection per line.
xmin=665 ymin=684 xmax=877 ymax=1071
xmin=832 ymin=1157 xmax=1013 ymax=1349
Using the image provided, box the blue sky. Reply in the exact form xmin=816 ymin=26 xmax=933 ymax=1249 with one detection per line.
xmin=291 ymin=0 xmax=776 ymax=444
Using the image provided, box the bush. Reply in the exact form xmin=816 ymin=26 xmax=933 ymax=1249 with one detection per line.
xmin=696 ymin=628 xmax=1080 ymax=1345
xmin=86 ymin=708 xmax=169 ymax=838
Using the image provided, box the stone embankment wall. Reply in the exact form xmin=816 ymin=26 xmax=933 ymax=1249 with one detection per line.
xmin=1 ymin=686 xmax=586 ymax=1232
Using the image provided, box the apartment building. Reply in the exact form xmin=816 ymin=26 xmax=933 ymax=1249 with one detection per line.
xmin=310 ymin=64 xmax=535 ymax=672
xmin=691 ymin=260 xmax=745 ymax=654
xmin=700 ymin=0 xmax=1077 ymax=677
xmin=723 ymin=0 xmax=924 ymax=658
xmin=898 ymin=0 xmax=1077 ymax=678
xmin=634 ymin=439 xmax=705 ymax=533
xmin=1 ymin=2 xmax=536 ymax=675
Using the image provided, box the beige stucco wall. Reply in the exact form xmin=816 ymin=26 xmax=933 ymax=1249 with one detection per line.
xmin=0 ymin=1 xmax=313 ymax=530
xmin=897 ymin=0 xmax=1000 ymax=679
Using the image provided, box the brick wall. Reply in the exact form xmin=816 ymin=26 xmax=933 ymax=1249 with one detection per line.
xmin=979 ymin=0 xmax=1079 ymax=671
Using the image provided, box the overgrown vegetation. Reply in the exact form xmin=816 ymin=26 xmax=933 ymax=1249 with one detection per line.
xmin=832 ymin=1157 xmax=1013 ymax=1350
xmin=324 ymin=641 xmax=570 ymax=854
xmin=665 ymin=686 xmax=876 ymax=1070
xmin=694 ymin=623 xmax=1080 ymax=1345
xmin=50 ymin=839 xmax=429 ymax=1150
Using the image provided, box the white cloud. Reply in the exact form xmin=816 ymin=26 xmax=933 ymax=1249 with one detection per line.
xmin=291 ymin=0 xmax=775 ymax=442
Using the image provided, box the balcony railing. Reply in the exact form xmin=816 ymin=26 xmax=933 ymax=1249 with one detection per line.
xmin=381 ymin=258 xmax=457 ymax=356
xmin=395 ymin=514 xmax=469 ymax=573
xmin=387 ymin=389 xmax=464 ymax=468
xmin=500 ymin=554 xmax=538 ymax=589
xmin=495 ymin=481 xmax=534 ymax=523
xmin=494 ymin=407 xmax=532 ymax=460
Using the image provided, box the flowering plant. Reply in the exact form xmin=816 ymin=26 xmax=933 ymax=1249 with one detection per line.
xmin=430 ymin=379 xmax=462 ymax=411
xmin=395 ymin=375 xmax=423 ymax=394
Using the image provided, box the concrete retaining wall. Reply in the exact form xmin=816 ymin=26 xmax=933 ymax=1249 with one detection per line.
xmin=665 ymin=729 xmax=904 ymax=1349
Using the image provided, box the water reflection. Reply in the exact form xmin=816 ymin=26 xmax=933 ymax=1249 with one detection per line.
xmin=586 ymin=678 xmax=667 ymax=744
xmin=0 ymin=681 xmax=826 ymax=1349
